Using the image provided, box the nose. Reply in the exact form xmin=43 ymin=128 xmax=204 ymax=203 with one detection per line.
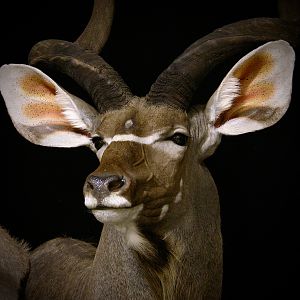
xmin=86 ymin=174 xmax=126 ymax=194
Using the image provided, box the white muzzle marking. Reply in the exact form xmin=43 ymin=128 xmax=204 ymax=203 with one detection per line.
xmin=84 ymin=194 xmax=131 ymax=209
xmin=102 ymin=195 xmax=132 ymax=208
xmin=84 ymin=194 xmax=98 ymax=209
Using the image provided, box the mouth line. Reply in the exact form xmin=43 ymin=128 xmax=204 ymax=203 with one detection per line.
xmin=91 ymin=205 xmax=136 ymax=211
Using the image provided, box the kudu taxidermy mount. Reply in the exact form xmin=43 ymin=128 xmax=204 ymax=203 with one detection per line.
xmin=0 ymin=0 xmax=299 ymax=299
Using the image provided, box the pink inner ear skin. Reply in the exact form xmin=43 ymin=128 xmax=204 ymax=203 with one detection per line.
xmin=22 ymin=102 xmax=70 ymax=126
xmin=233 ymin=52 xmax=273 ymax=84
xmin=233 ymin=82 xmax=274 ymax=108
xmin=20 ymin=74 xmax=56 ymax=100
xmin=215 ymin=52 xmax=275 ymax=127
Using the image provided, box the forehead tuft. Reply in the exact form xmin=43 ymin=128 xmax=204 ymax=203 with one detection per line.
xmin=98 ymin=99 xmax=188 ymax=136
xmin=124 ymin=119 xmax=134 ymax=129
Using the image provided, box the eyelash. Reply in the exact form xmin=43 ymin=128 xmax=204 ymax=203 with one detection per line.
xmin=167 ymin=132 xmax=189 ymax=146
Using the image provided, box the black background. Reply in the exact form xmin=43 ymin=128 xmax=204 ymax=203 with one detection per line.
xmin=0 ymin=1 xmax=299 ymax=299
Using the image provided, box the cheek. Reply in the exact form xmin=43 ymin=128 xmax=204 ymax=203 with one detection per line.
xmin=152 ymin=141 xmax=186 ymax=160
xmin=145 ymin=143 xmax=186 ymax=185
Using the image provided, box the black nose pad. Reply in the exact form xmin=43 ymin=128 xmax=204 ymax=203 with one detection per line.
xmin=87 ymin=175 xmax=125 ymax=193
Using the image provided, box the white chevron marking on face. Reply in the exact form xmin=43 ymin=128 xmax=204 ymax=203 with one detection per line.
xmin=104 ymin=133 xmax=161 ymax=145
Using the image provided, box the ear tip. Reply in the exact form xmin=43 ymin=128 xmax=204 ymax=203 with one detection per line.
xmin=0 ymin=64 xmax=20 ymax=73
xmin=0 ymin=64 xmax=9 ymax=76
xmin=0 ymin=64 xmax=10 ymax=92
xmin=265 ymin=40 xmax=295 ymax=57
xmin=277 ymin=39 xmax=295 ymax=51
xmin=0 ymin=64 xmax=37 ymax=74
xmin=0 ymin=64 xmax=24 ymax=80
xmin=267 ymin=39 xmax=291 ymax=46
xmin=0 ymin=64 xmax=23 ymax=93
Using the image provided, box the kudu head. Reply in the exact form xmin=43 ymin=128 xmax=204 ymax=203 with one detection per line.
xmin=0 ymin=0 xmax=298 ymax=256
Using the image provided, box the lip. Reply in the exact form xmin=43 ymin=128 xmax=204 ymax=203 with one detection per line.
xmin=91 ymin=204 xmax=143 ymax=224
xmin=85 ymin=194 xmax=132 ymax=210
xmin=91 ymin=203 xmax=137 ymax=211
xmin=92 ymin=205 xmax=123 ymax=210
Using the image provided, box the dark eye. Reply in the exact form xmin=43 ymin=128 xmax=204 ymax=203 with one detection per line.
xmin=169 ymin=133 xmax=188 ymax=146
xmin=92 ymin=136 xmax=105 ymax=151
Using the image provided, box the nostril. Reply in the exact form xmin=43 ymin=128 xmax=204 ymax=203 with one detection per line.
xmin=87 ymin=174 xmax=126 ymax=193
xmin=107 ymin=176 xmax=125 ymax=192
xmin=86 ymin=175 xmax=100 ymax=191
xmin=87 ymin=181 xmax=94 ymax=190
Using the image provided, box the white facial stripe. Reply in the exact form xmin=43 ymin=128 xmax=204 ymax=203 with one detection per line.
xmin=104 ymin=133 xmax=161 ymax=145
xmin=84 ymin=194 xmax=98 ymax=209
xmin=102 ymin=195 xmax=132 ymax=208
xmin=103 ymin=126 xmax=189 ymax=146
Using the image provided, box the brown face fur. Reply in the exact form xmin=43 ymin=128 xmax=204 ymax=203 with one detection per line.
xmin=86 ymin=98 xmax=189 ymax=227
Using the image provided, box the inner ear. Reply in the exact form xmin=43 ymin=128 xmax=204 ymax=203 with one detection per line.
xmin=205 ymin=40 xmax=295 ymax=135
xmin=215 ymin=51 xmax=275 ymax=127
xmin=33 ymin=63 xmax=96 ymax=110
xmin=0 ymin=64 xmax=98 ymax=147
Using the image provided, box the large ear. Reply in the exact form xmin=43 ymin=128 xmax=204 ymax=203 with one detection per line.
xmin=0 ymin=64 xmax=98 ymax=147
xmin=205 ymin=40 xmax=295 ymax=135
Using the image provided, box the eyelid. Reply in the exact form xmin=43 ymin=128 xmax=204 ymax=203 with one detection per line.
xmin=173 ymin=128 xmax=190 ymax=137
xmin=159 ymin=129 xmax=189 ymax=141
xmin=91 ymin=135 xmax=104 ymax=140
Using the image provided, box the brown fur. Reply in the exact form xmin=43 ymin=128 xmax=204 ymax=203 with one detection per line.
xmin=0 ymin=226 xmax=30 ymax=300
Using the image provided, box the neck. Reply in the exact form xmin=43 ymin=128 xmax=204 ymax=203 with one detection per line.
xmin=159 ymin=160 xmax=222 ymax=299
xmin=88 ymin=161 xmax=222 ymax=299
